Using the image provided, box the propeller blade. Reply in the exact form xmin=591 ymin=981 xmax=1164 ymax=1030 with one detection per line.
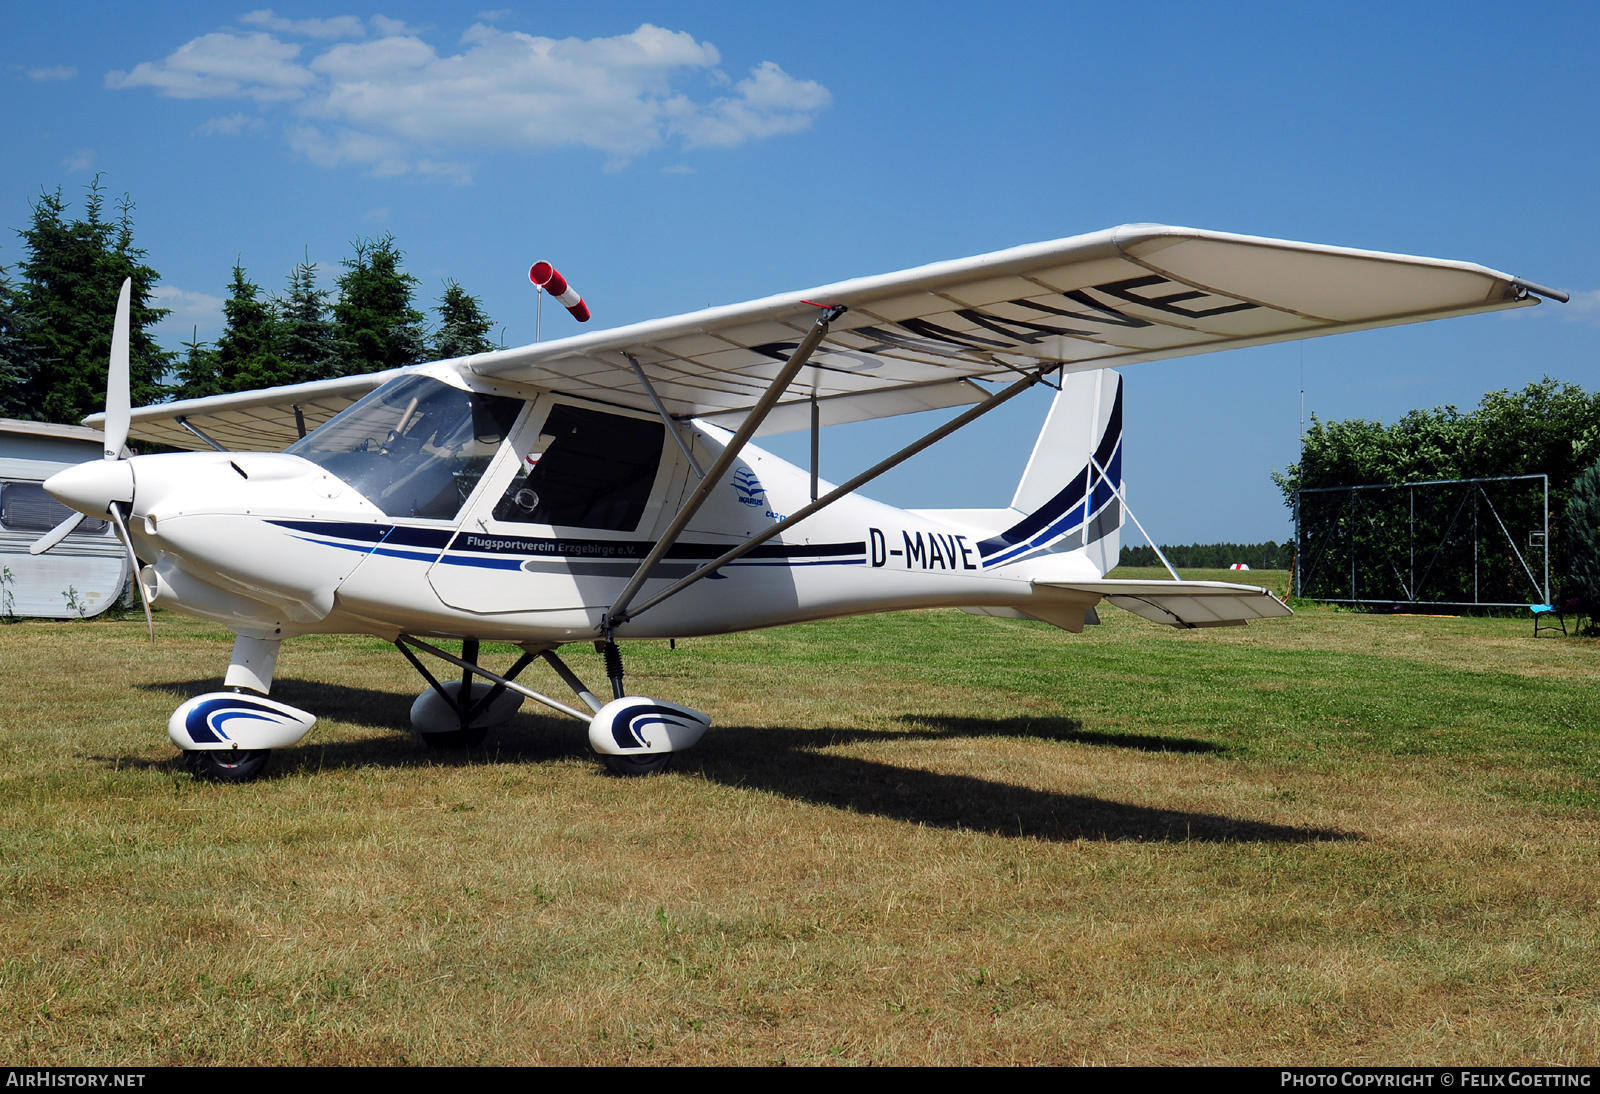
xmin=28 ymin=512 xmax=85 ymax=555
xmin=104 ymin=279 xmax=131 ymax=461
xmin=106 ymin=503 xmax=153 ymax=641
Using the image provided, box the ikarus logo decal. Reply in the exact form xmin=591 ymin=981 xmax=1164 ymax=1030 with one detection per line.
xmin=731 ymin=467 xmax=766 ymax=507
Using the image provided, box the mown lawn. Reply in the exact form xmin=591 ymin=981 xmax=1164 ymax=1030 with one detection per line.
xmin=2 ymin=575 xmax=1598 ymax=1064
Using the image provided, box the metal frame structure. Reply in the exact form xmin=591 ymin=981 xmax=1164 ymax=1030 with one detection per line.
xmin=394 ymin=635 xmax=604 ymax=726
xmin=1294 ymin=473 xmax=1550 ymax=608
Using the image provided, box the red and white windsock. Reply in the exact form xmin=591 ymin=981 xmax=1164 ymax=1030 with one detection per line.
xmin=529 ymin=261 xmax=591 ymax=322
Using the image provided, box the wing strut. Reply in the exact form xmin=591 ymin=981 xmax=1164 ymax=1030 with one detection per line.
xmin=609 ymin=360 xmax=1057 ymax=627
xmin=624 ymin=352 xmax=705 ymax=479
xmin=604 ymin=305 xmax=847 ymax=631
xmin=175 ymin=416 xmax=227 ymax=453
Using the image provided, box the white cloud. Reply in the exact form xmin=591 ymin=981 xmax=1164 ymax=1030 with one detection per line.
xmin=193 ymin=112 xmax=266 ymax=136
xmin=476 ymin=9 xmax=511 ymax=22
xmin=107 ymin=19 xmax=830 ymax=177
xmin=239 ymin=9 xmax=365 ymax=39
xmin=28 ymin=65 xmax=78 ymax=81
xmin=151 ymin=287 xmax=226 ymax=342
xmin=669 ymin=61 xmax=832 ymax=148
xmin=1559 ymin=289 xmax=1600 ymax=323
xmin=63 ymin=148 xmax=95 ymax=171
xmin=369 ymin=15 xmax=426 ymax=37
xmin=105 ymin=31 xmax=315 ymax=101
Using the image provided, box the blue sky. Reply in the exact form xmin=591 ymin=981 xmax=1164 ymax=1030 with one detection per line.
xmin=5 ymin=2 xmax=1599 ymax=543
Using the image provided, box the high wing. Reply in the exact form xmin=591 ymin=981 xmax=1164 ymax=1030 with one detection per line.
xmin=93 ymin=369 xmax=410 ymax=453
xmin=101 ymin=224 xmax=1552 ymax=452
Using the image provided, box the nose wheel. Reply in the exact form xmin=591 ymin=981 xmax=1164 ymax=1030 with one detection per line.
xmin=602 ymin=752 xmax=673 ymax=777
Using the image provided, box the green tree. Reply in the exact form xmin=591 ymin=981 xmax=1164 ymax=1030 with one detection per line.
xmin=0 ymin=266 xmax=39 ymax=419
xmin=15 ymin=180 xmax=171 ymax=423
xmin=1568 ymin=459 xmax=1600 ymax=609
xmin=1275 ymin=379 xmax=1600 ymax=509
xmin=170 ymin=326 xmax=218 ymax=403
xmin=431 ymin=279 xmax=496 ymax=359
xmin=1275 ymin=378 xmax=1600 ymax=604
xmin=277 ymin=256 xmax=337 ymax=384
xmin=210 ymin=263 xmax=294 ymax=393
xmin=333 ymin=234 xmax=427 ymax=375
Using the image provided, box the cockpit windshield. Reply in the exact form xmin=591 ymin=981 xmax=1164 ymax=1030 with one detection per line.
xmin=287 ymin=375 xmax=524 ymax=520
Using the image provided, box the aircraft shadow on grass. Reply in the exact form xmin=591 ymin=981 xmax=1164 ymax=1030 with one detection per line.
xmin=123 ymin=677 xmax=1352 ymax=845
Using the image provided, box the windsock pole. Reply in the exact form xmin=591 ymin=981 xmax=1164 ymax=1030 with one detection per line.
xmin=529 ymin=261 xmax=591 ymax=323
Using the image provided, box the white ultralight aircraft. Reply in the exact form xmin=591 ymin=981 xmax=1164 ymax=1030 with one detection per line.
xmin=31 ymin=224 xmax=1566 ymax=781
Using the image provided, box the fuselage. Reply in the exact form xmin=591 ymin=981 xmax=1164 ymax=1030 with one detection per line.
xmin=47 ymin=368 xmax=1105 ymax=646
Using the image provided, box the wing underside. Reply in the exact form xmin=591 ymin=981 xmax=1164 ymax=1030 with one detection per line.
xmin=102 ymin=224 xmax=1542 ymax=452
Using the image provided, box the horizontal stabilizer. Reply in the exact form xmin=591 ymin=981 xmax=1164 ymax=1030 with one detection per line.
xmin=1034 ymin=579 xmax=1292 ymax=628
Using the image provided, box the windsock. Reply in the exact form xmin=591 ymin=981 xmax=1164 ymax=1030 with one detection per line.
xmin=529 ymin=261 xmax=591 ymax=322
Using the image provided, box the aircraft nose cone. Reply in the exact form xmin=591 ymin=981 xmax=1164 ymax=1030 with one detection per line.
xmin=44 ymin=459 xmax=134 ymax=519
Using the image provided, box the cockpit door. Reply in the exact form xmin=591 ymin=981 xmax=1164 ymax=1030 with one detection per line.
xmin=426 ymin=395 xmax=688 ymax=615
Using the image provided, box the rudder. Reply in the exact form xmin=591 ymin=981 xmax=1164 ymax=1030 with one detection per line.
xmin=976 ymin=368 xmax=1124 ymax=574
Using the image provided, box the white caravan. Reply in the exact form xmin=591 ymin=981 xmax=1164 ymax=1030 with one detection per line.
xmin=31 ymin=225 xmax=1565 ymax=781
xmin=0 ymin=418 xmax=131 ymax=619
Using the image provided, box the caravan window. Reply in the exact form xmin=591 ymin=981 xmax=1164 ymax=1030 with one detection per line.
xmin=0 ymin=482 xmax=109 ymax=536
xmin=493 ymin=404 xmax=664 ymax=532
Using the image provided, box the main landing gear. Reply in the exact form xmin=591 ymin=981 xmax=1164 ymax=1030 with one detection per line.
xmin=593 ymin=635 xmax=669 ymax=777
xmin=394 ymin=633 xmax=710 ymax=776
xmin=166 ymin=632 xmax=712 ymax=783
xmin=399 ymin=638 xmax=528 ymax=749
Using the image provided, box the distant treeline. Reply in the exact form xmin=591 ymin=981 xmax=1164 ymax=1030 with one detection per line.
xmin=0 ymin=176 xmax=498 ymax=425
xmin=1119 ymin=542 xmax=1293 ymax=570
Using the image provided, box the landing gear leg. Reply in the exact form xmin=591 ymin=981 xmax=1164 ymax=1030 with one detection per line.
xmin=589 ymin=635 xmax=673 ymax=777
xmin=426 ymin=638 xmax=490 ymax=748
xmin=596 ymin=631 xmax=626 ymax=700
xmin=396 ymin=637 xmax=536 ymax=749
xmin=180 ymin=634 xmax=286 ymax=783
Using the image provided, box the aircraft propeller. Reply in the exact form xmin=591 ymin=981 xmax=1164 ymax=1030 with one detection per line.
xmin=28 ymin=278 xmax=155 ymax=639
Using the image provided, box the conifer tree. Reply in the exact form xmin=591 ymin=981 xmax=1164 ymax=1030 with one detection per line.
xmin=16 ymin=180 xmax=171 ymax=423
xmin=211 ymin=263 xmax=292 ymax=393
xmin=170 ymin=327 xmax=218 ymax=403
xmin=276 ymin=256 xmax=337 ymax=384
xmin=431 ymin=279 xmax=497 ymax=359
xmin=1568 ymin=458 xmax=1600 ymax=609
xmin=333 ymin=234 xmax=427 ymax=375
xmin=0 ymin=266 xmax=39 ymax=419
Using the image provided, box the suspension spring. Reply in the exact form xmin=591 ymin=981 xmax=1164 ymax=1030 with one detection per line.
xmin=600 ymin=638 xmax=625 ymax=700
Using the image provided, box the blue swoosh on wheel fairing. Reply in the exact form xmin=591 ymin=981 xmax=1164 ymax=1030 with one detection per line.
xmin=611 ymin=706 xmax=698 ymax=749
xmin=185 ymin=696 xmax=294 ymax=744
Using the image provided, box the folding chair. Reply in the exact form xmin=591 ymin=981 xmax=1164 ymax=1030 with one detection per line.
xmin=1532 ymin=603 xmax=1566 ymax=637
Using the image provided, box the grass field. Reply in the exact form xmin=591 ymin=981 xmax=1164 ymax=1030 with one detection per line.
xmin=3 ymin=569 xmax=1599 ymax=1064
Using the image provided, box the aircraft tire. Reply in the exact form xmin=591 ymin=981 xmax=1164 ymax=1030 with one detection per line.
xmin=184 ymin=748 xmax=272 ymax=783
xmin=601 ymin=752 xmax=672 ymax=777
xmin=418 ymin=726 xmax=489 ymax=749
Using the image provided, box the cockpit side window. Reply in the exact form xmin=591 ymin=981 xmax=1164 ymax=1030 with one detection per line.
xmin=288 ymin=375 xmax=524 ymax=519
xmin=492 ymin=404 xmax=664 ymax=532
